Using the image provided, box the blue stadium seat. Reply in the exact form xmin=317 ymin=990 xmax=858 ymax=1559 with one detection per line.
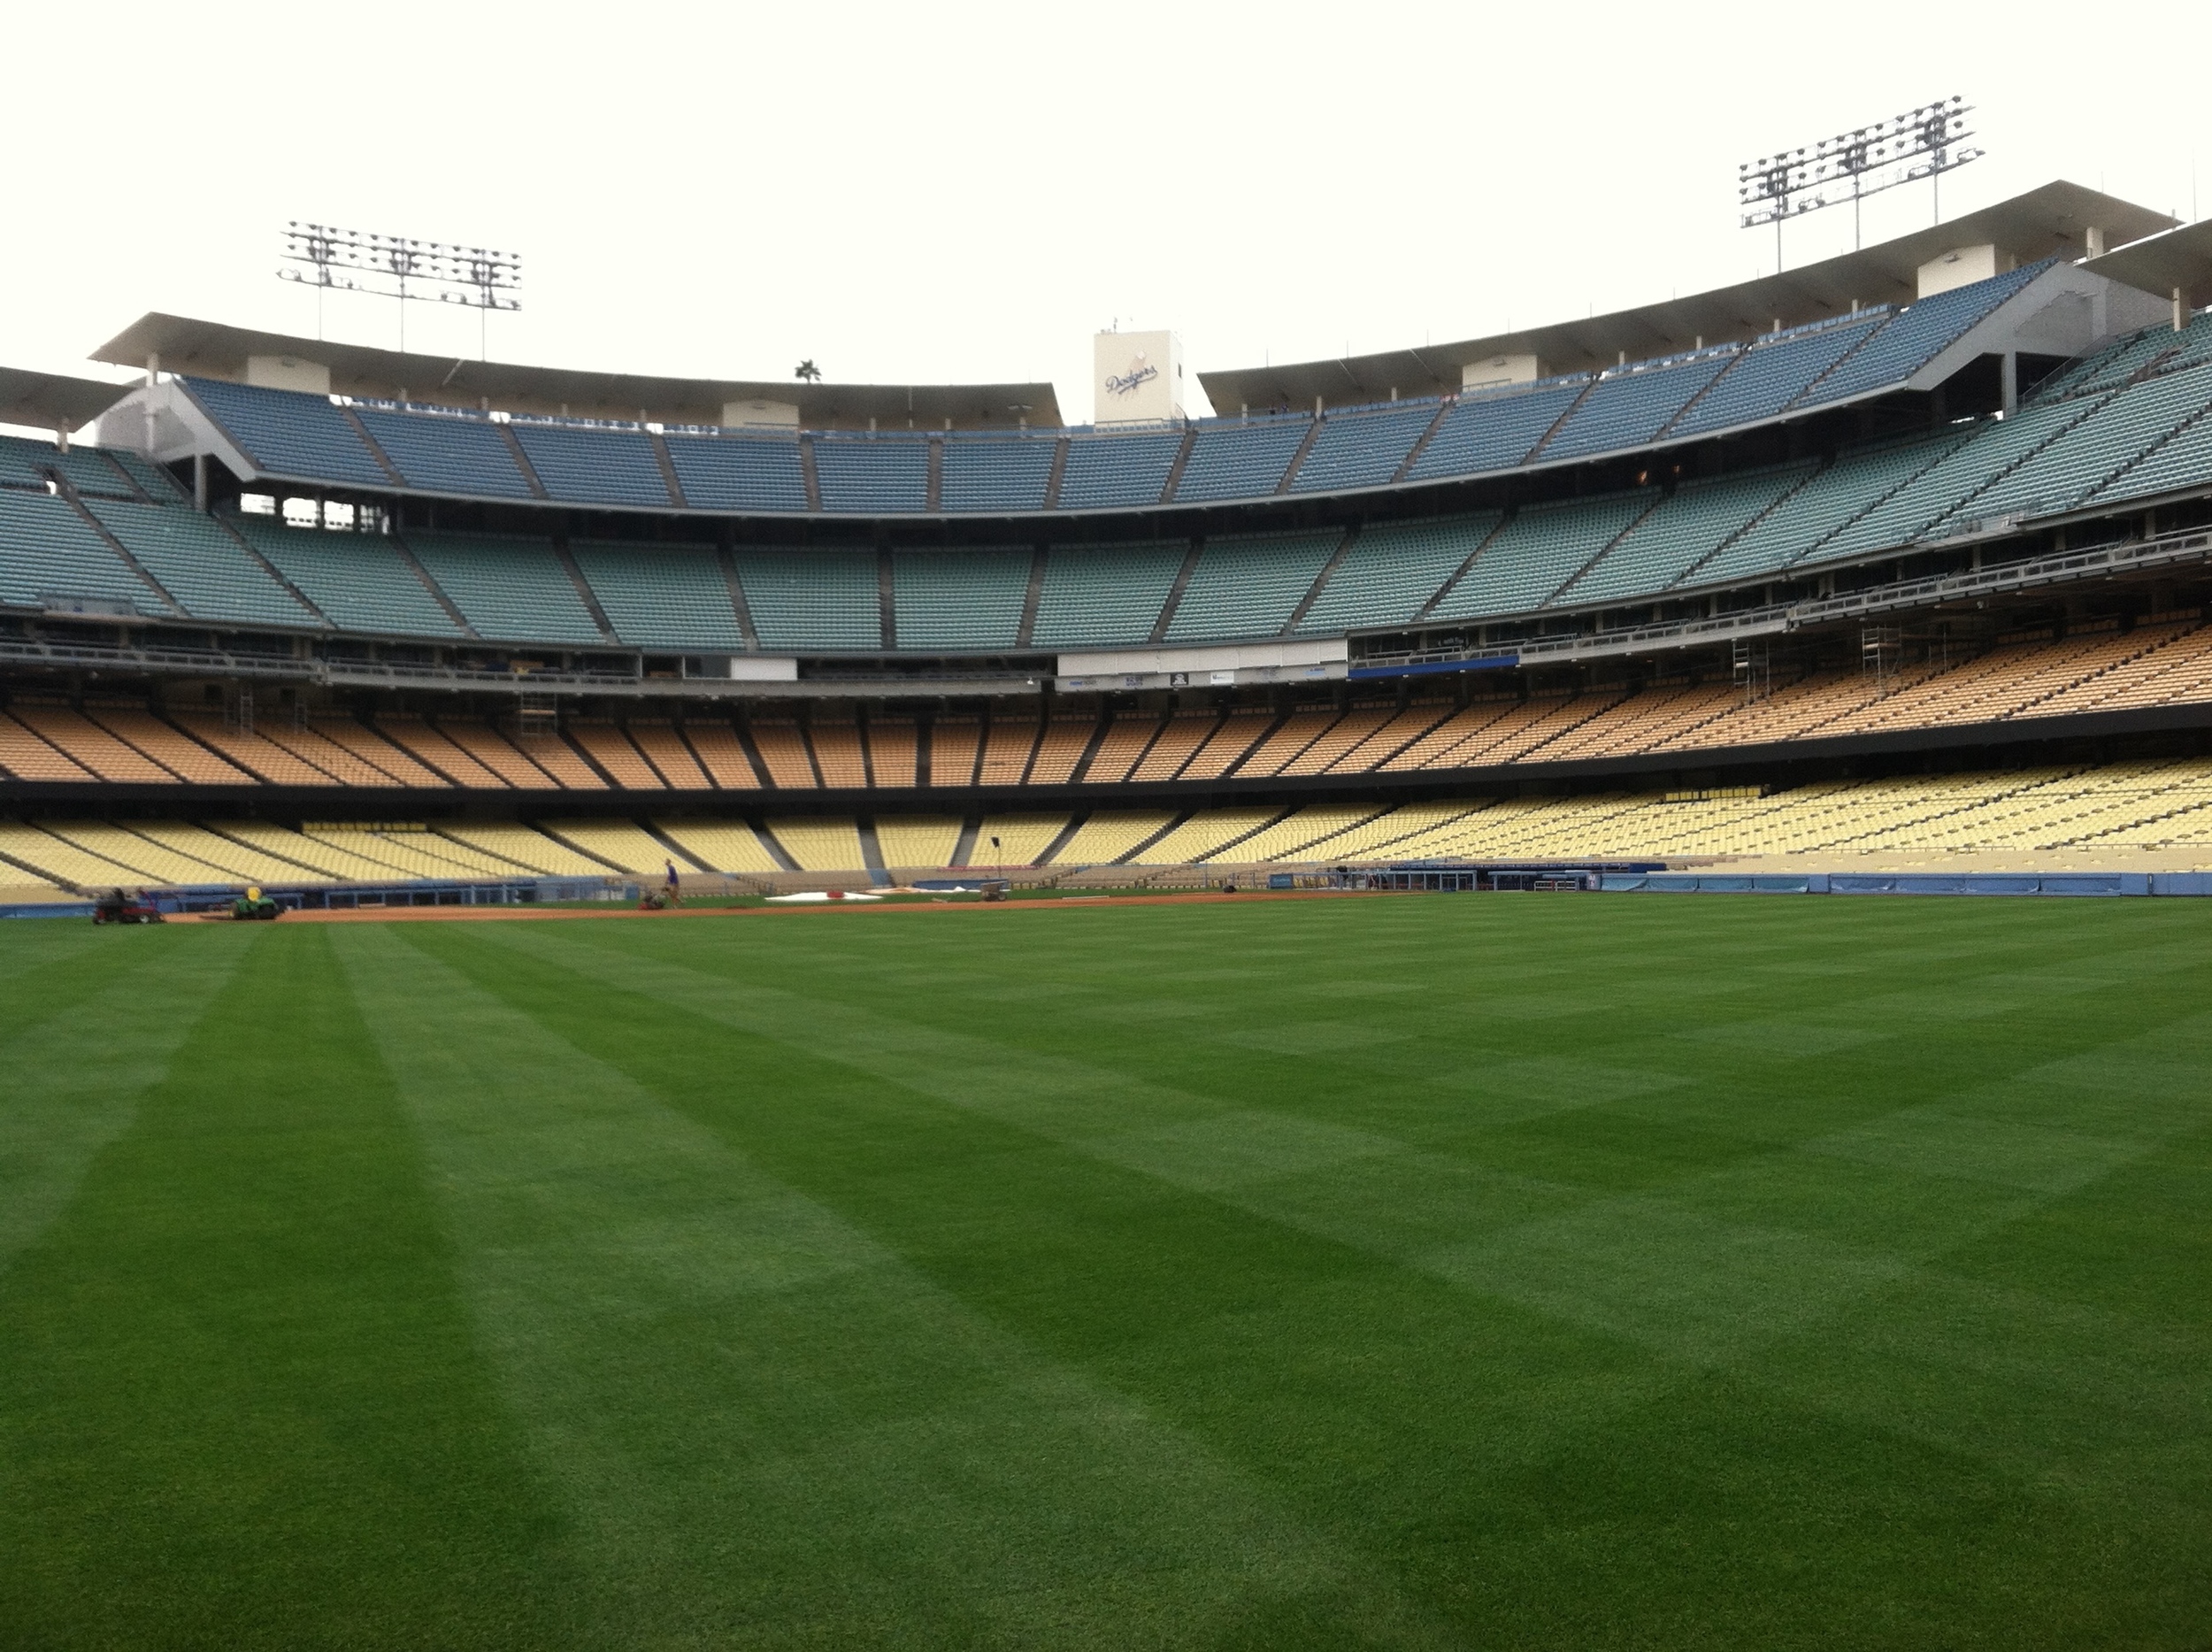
xmin=893 ymin=549 xmax=1031 ymax=649
xmin=1031 ymin=543 xmax=1187 ymax=645
xmin=181 ymin=379 xmax=390 ymax=488
xmin=1793 ymin=260 xmax=2052 ymax=408
xmin=0 ymin=435 xmax=55 ymax=491
xmin=1289 ymin=401 xmax=1439 ymax=493
xmin=1406 ymin=380 xmax=1586 ymax=481
xmin=735 ymin=549 xmax=883 ymax=650
xmin=0 ymin=488 xmax=164 ymax=614
xmin=1428 ymin=492 xmax=1655 ymax=620
xmin=230 ymin=515 xmax=463 ymax=638
xmin=511 ymin=425 xmax=672 ymax=508
xmin=1684 ymin=433 xmax=1966 ymax=589
xmin=38 ymin=444 xmax=147 ymax=502
xmin=1171 ymin=418 xmax=1310 ymax=503
xmin=84 ymin=499 xmax=320 ymax=628
xmin=1164 ymin=530 xmax=1340 ymax=642
xmin=1664 ymin=319 xmax=1880 ymax=439
xmin=1297 ymin=516 xmax=1500 ymax=634
xmin=357 ymin=408 xmax=534 ymax=499
xmin=1553 ymin=467 xmax=1812 ymax=609
xmin=1537 ymin=357 xmax=1733 ymax=463
xmin=813 ymin=436 xmax=930 ymax=512
xmin=1947 ymin=361 xmax=2212 ymax=524
xmin=941 ymin=434 xmax=1055 ymax=511
xmin=572 ymin=541 xmax=744 ymax=651
xmin=403 ymin=531 xmax=606 ymax=645
xmin=664 ymin=433 xmax=809 ymax=512
xmin=1056 ymin=429 xmax=1183 ymax=509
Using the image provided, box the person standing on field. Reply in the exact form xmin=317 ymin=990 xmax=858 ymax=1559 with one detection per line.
xmin=664 ymin=860 xmax=681 ymax=905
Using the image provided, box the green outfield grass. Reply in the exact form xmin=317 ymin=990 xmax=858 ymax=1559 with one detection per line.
xmin=1 ymin=895 xmax=2206 ymax=1649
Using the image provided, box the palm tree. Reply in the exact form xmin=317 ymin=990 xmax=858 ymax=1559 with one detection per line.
xmin=794 ymin=359 xmax=821 ymax=382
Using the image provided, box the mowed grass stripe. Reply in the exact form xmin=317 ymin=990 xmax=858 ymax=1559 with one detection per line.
xmin=465 ymin=904 xmax=2212 ymax=1646
xmin=1 ymin=898 xmax=2205 ymax=1646
xmin=0 ymin=926 xmax=579 ymax=1650
xmin=420 ymin=919 xmax=1945 ymax=1645
xmin=345 ymin=922 xmax=1447 ymax=1650
xmin=0 ymin=921 xmax=212 ymax=1045
xmin=0 ymin=917 xmax=109 ymax=993
xmin=0 ymin=929 xmax=257 ymax=1272
xmin=488 ymin=918 xmax=2054 ymax=1367
xmin=406 ymin=920 xmax=1627 ymax=1645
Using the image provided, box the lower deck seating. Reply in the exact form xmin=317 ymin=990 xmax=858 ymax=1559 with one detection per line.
xmin=875 ymin=815 xmax=963 ymax=869
xmin=17 ymin=756 xmax=2212 ymax=892
xmin=764 ymin=817 xmax=865 ymax=872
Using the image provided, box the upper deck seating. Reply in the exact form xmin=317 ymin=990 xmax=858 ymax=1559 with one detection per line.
xmin=1554 ymin=465 xmax=1811 ymax=609
xmin=42 ymin=444 xmax=150 ymax=502
xmin=229 ymin=516 xmax=462 ymax=637
xmin=0 ymin=488 xmax=162 ymax=614
xmin=1939 ymin=360 xmax=2212 ymax=525
xmin=1665 ymin=317 xmax=1882 ymax=438
xmin=1296 ymin=514 xmax=1500 ymax=634
xmin=734 ymin=549 xmax=882 ymax=650
xmin=182 ymin=379 xmax=388 ymax=488
xmin=941 ymin=434 xmax=1055 ymax=511
xmin=0 ymin=436 xmax=57 ymax=490
xmin=892 ymin=549 xmax=1030 ymax=650
xmin=109 ymin=449 xmax=185 ymax=503
xmin=1428 ymin=491 xmax=1655 ymax=620
xmin=1813 ymin=398 xmax=2099 ymax=561
xmin=813 ymin=435 xmax=930 ymax=512
xmin=403 ymin=531 xmax=605 ymax=645
xmin=355 ymin=408 xmax=534 ymax=498
xmin=1164 ymin=529 xmax=1340 ymax=642
xmin=512 ymin=424 xmax=672 ymax=508
xmin=1030 ymin=543 xmax=1187 ymax=647
xmin=1405 ymin=380 xmax=1586 ymax=481
xmin=1172 ymin=418 xmax=1310 ymax=503
xmin=1537 ymin=355 xmax=1734 ymax=462
xmin=1792 ymin=260 xmax=2048 ymax=407
xmin=1056 ymin=428 xmax=1182 ymax=508
xmin=2032 ymin=320 xmax=2195 ymax=400
xmin=663 ymin=432 xmax=809 ymax=511
xmin=1289 ymin=401 xmax=1439 ymax=492
xmin=1683 ymin=432 xmax=1965 ymax=588
xmin=2087 ymin=368 xmax=2212 ymax=508
xmin=84 ymin=499 xmax=319 ymax=628
xmin=572 ymin=541 xmax=744 ymax=651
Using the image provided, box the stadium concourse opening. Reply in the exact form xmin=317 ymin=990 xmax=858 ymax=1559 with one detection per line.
xmin=4 ymin=182 xmax=2212 ymax=908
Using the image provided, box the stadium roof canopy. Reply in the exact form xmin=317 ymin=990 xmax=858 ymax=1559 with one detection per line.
xmin=2085 ymin=217 xmax=2212 ymax=307
xmin=0 ymin=366 xmax=137 ymax=434
xmin=88 ymin=314 xmax=1064 ymax=433
xmin=1200 ymin=181 xmax=2178 ymax=414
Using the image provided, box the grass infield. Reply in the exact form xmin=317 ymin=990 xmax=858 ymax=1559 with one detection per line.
xmin=0 ymin=895 xmax=2206 ymax=1648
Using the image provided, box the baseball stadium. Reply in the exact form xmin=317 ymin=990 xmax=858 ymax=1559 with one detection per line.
xmin=3 ymin=86 xmax=2209 ymax=1648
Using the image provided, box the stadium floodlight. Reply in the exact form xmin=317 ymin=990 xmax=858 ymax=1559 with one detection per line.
xmin=1739 ymin=98 xmax=1982 ymax=267
xmin=279 ymin=222 xmax=522 ymax=357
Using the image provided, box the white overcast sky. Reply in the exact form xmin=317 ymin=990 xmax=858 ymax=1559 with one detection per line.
xmin=4 ymin=0 xmax=2208 ymax=427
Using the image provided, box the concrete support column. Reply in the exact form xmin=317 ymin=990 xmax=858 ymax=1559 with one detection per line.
xmin=2177 ymin=288 xmax=2188 ymax=333
xmin=2001 ymin=352 xmax=2018 ymax=415
xmin=194 ymin=452 xmax=208 ymax=512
